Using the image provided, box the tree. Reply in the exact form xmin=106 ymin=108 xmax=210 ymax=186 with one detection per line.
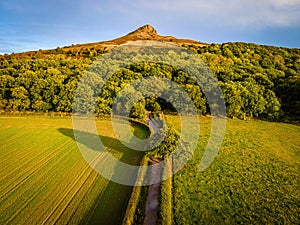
xmin=9 ymin=86 xmax=30 ymax=111
xmin=221 ymin=81 xmax=247 ymax=119
xmin=72 ymin=84 xmax=95 ymax=114
xmin=130 ymin=100 xmax=147 ymax=120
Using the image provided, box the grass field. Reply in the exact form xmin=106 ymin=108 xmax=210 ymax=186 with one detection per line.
xmin=164 ymin=116 xmax=300 ymax=224
xmin=0 ymin=116 xmax=148 ymax=225
xmin=1 ymin=116 xmax=299 ymax=225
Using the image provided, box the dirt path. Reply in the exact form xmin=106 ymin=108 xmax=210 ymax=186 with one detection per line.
xmin=143 ymin=158 xmax=162 ymax=225
xmin=143 ymin=112 xmax=164 ymax=225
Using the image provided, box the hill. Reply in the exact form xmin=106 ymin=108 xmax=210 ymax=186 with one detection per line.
xmin=0 ymin=25 xmax=299 ymax=120
xmin=0 ymin=25 xmax=299 ymax=224
xmin=105 ymin=24 xmax=208 ymax=46
xmin=0 ymin=25 xmax=208 ymax=59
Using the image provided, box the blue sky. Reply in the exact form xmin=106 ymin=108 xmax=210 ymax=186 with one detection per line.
xmin=0 ymin=0 xmax=300 ymax=54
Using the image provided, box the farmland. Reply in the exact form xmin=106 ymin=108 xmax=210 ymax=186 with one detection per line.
xmin=163 ymin=115 xmax=300 ymax=224
xmin=0 ymin=116 xmax=148 ymax=225
xmin=0 ymin=115 xmax=299 ymax=225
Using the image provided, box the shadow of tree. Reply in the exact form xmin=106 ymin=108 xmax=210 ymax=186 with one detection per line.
xmin=58 ymin=128 xmax=143 ymax=164
xmin=58 ymin=127 xmax=147 ymax=225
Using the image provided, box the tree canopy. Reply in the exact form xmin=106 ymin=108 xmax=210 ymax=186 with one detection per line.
xmin=0 ymin=42 xmax=299 ymax=120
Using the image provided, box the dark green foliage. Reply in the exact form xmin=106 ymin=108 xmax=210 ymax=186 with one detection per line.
xmin=0 ymin=57 xmax=90 ymax=112
xmin=145 ymin=127 xmax=190 ymax=160
xmin=0 ymin=42 xmax=299 ymax=119
xmin=130 ymin=101 xmax=147 ymax=120
xmin=196 ymin=42 xmax=300 ymax=118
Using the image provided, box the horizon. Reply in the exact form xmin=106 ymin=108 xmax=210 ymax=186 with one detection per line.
xmin=1 ymin=0 xmax=300 ymax=54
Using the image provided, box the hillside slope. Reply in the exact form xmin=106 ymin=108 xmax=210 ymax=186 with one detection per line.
xmin=0 ymin=25 xmax=207 ymax=59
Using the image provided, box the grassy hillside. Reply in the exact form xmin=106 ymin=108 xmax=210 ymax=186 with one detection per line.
xmin=162 ymin=115 xmax=300 ymax=224
xmin=0 ymin=116 xmax=148 ymax=225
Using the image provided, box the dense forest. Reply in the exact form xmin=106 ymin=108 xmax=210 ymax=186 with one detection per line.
xmin=0 ymin=42 xmax=299 ymax=120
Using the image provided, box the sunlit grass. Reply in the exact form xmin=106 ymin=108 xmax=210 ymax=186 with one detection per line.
xmin=0 ymin=117 xmax=148 ymax=225
xmin=164 ymin=115 xmax=300 ymax=224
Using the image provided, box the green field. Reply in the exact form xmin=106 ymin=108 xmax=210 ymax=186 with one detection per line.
xmin=164 ymin=115 xmax=300 ymax=224
xmin=1 ymin=116 xmax=299 ymax=225
xmin=0 ymin=116 xmax=148 ymax=225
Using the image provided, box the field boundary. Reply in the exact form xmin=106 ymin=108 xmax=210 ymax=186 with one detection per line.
xmin=159 ymin=157 xmax=173 ymax=225
xmin=122 ymin=118 xmax=151 ymax=225
xmin=122 ymin=156 xmax=149 ymax=225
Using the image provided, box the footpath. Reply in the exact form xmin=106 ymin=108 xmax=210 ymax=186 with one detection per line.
xmin=144 ymin=113 xmax=162 ymax=225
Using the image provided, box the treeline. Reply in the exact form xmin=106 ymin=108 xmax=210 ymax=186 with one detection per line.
xmin=0 ymin=58 xmax=91 ymax=112
xmin=0 ymin=42 xmax=299 ymax=119
xmin=193 ymin=43 xmax=300 ymax=118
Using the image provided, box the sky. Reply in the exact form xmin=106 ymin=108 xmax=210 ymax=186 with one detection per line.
xmin=0 ymin=0 xmax=300 ymax=54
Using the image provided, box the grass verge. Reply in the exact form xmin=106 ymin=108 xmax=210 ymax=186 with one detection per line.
xmin=159 ymin=157 xmax=173 ymax=225
xmin=122 ymin=156 xmax=149 ymax=225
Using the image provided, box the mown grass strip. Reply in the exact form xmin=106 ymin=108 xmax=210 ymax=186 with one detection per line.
xmin=0 ymin=144 xmax=80 ymax=225
xmin=6 ymin=150 xmax=84 ymax=225
xmin=0 ymin=133 xmax=64 ymax=182
xmin=0 ymin=140 xmax=73 ymax=200
xmin=52 ymin=171 xmax=99 ymax=224
xmin=2 ymin=145 xmax=75 ymax=225
xmin=0 ymin=126 xmax=64 ymax=168
xmin=43 ymin=153 xmax=108 ymax=225
xmin=20 ymin=156 xmax=88 ymax=225
xmin=67 ymin=175 xmax=110 ymax=225
xmin=0 ymin=127 xmax=38 ymax=159
xmin=0 ymin=145 xmax=71 ymax=210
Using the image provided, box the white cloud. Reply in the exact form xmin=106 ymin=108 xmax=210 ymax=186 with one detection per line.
xmin=124 ymin=0 xmax=300 ymax=28
xmin=270 ymin=0 xmax=300 ymax=7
